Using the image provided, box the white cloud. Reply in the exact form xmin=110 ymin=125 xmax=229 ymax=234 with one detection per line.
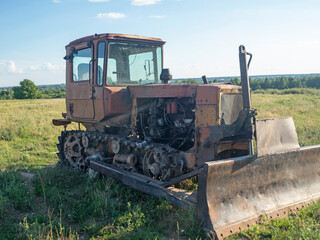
xmin=131 ymin=0 xmax=161 ymax=6
xmin=0 ymin=61 xmax=23 ymax=74
xmin=7 ymin=61 xmax=21 ymax=73
xmin=96 ymin=12 xmax=126 ymax=19
xmin=29 ymin=63 xmax=63 ymax=72
xmin=52 ymin=0 xmax=61 ymax=3
xmin=89 ymin=0 xmax=110 ymax=2
xmin=149 ymin=15 xmax=164 ymax=19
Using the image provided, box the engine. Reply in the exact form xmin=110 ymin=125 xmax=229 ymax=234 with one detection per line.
xmin=136 ymin=98 xmax=195 ymax=151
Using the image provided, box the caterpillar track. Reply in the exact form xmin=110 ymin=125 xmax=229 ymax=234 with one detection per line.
xmin=57 ymin=130 xmax=184 ymax=181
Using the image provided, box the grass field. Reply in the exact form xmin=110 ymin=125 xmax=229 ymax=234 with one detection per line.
xmin=0 ymin=91 xmax=320 ymax=239
xmin=253 ymin=92 xmax=320 ymax=146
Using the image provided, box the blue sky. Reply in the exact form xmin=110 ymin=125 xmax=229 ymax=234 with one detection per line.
xmin=0 ymin=0 xmax=319 ymax=87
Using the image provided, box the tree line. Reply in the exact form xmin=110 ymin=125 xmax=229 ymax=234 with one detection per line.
xmin=1 ymin=75 xmax=319 ymax=100
xmin=0 ymin=79 xmax=65 ymax=100
xmin=230 ymin=75 xmax=320 ymax=90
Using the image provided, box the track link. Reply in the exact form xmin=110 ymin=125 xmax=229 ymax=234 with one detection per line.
xmin=57 ymin=130 xmax=184 ymax=181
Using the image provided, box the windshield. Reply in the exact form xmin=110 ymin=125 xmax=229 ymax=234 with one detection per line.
xmin=107 ymin=42 xmax=162 ymax=85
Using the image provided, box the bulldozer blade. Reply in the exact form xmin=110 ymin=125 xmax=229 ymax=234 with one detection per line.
xmin=197 ymin=145 xmax=320 ymax=239
xmin=256 ymin=117 xmax=300 ymax=157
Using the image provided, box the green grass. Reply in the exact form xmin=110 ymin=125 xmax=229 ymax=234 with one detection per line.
xmin=0 ymin=94 xmax=319 ymax=240
xmin=0 ymin=166 xmax=206 ymax=240
xmin=0 ymin=99 xmax=206 ymax=239
xmin=252 ymin=92 xmax=320 ymax=146
xmin=253 ymin=88 xmax=320 ymax=96
xmin=228 ymin=201 xmax=320 ymax=240
xmin=0 ymin=99 xmax=75 ymax=171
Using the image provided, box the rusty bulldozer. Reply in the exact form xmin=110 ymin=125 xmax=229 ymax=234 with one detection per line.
xmin=53 ymin=33 xmax=320 ymax=239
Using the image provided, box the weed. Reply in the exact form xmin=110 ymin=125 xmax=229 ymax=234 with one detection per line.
xmin=175 ymin=207 xmax=208 ymax=239
xmin=228 ymin=201 xmax=320 ymax=239
xmin=20 ymin=210 xmax=78 ymax=240
xmin=0 ymin=172 xmax=34 ymax=212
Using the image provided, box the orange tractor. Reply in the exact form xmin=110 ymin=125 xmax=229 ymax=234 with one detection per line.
xmin=53 ymin=33 xmax=320 ymax=239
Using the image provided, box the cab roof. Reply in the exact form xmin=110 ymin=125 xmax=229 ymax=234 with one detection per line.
xmin=67 ymin=33 xmax=165 ymax=47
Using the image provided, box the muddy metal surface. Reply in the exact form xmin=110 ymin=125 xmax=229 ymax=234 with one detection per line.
xmin=197 ymin=145 xmax=320 ymax=239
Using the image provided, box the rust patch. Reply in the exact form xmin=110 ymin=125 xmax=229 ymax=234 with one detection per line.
xmin=104 ymin=86 xmax=131 ymax=116
xmin=195 ymin=105 xmax=218 ymax=127
xmin=129 ymin=84 xmax=197 ymax=98
xmin=196 ymin=85 xmax=219 ymax=105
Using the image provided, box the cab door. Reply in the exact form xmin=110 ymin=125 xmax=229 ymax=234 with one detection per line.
xmin=92 ymin=40 xmax=106 ymax=121
xmin=66 ymin=43 xmax=95 ymax=120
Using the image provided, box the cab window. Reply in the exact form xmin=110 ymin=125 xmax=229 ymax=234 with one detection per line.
xmin=107 ymin=58 xmax=117 ymax=84
xmin=72 ymin=48 xmax=91 ymax=81
xmin=97 ymin=42 xmax=105 ymax=85
xmin=107 ymin=42 xmax=162 ymax=85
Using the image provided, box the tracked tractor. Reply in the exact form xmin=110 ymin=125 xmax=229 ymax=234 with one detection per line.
xmin=53 ymin=33 xmax=320 ymax=239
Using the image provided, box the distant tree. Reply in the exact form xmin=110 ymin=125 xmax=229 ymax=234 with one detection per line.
xmin=288 ymin=77 xmax=295 ymax=88
xmin=178 ymin=79 xmax=199 ymax=84
xmin=13 ymin=79 xmax=39 ymax=99
xmin=0 ymin=90 xmax=14 ymax=100
xmin=306 ymin=76 xmax=320 ymax=89
xmin=262 ymin=77 xmax=271 ymax=89
xmin=278 ymin=77 xmax=288 ymax=89
xmin=301 ymin=77 xmax=308 ymax=88
xmin=250 ymin=78 xmax=261 ymax=90
xmin=37 ymin=84 xmax=66 ymax=99
xmin=295 ymin=79 xmax=303 ymax=88
xmin=230 ymin=77 xmax=241 ymax=85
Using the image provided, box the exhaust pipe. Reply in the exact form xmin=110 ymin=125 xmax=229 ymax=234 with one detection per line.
xmin=239 ymin=45 xmax=254 ymax=155
xmin=239 ymin=45 xmax=252 ymax=110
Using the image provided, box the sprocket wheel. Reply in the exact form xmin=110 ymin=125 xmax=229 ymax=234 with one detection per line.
xmin=63 ymin=133 xmax=87 ymax=172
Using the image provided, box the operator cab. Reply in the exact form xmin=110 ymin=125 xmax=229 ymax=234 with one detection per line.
xmin=67 ymin=33 xmax=164 ymax=87
xmin=64 ymin=33 xmax=165 ymax=122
